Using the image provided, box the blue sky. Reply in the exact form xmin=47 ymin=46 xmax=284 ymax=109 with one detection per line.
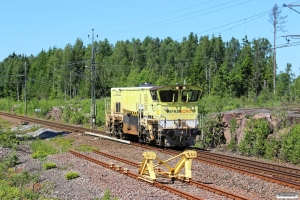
xmin=1 ymin=0 xmax=300 ymax=76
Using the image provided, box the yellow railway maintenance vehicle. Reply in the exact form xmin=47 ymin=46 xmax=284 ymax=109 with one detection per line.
xmin=105 ymin=83 xmax=202 ymax=147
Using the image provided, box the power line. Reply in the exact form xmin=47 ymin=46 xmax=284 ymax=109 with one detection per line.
xmin=97 ymin=0 xmax=252 ymax=36
xmin=284 ymin=3 xmax=300 ymax=14
xmin=190 ymin=11 xmax=269 ymax=39
xmin=96 ymin=0 xmax=215 ymax=30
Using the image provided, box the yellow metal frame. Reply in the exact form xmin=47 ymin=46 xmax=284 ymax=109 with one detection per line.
xmin=138 ymin=150 xmax=197 ymax=183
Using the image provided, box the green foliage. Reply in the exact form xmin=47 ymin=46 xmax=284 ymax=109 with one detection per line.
xmin=280 ymin=124 xmax=300 ymax=164
xmin=99 ymin=189 xmax=118 ymax=200
xmin=62 ymin=104 xmax=72 ymax=123
xmin=40 ymin=181 xmax=56 ymax=199
xmin=238 ymin=118 xmax=271 ymax=157
xmin=264 ymin=136 xmax=280 ymax=160
xmin=30 ymin=139 xmax=59 ymax=159
xmin=0 ymin=179 xmax=21 ymax=200
xmin=65 ymin=171 xmax=79 ymax=180
xmin=50 ymin=136 xmax=74 ymax=152
xmin=0 ymin=154 xmax=39 ymax=200
xmin=70 ymin=112 xmax=85 ymax=124
xmin=0 ymin=152 xmax=19 ymax=170
xmin=0 ymin=117 xmax=11 ymax=130
xmin=0 ymin=130 xmax=19 ymax=148
xmin=32 ymin=150 xmax=49 ymax=159
xmin=257 ymin=88 xmax=273 ymax=107
xmin=30 ymin=137 xmax=74 ymax=159
xmin=43 ymin=162 xmax=57 ymax=170
xmin=228 ymin=118 xmax=238 ymax=152
xmin=271 ymin=110 xmax=288 ymax=129
xmin=0 ymin=119 xmax=20 ymax=149
xmin=198 ymin=114 xmax=225 ymax=149
xmin=75 ymin=144 xmax=97 ymax=152
xmin=1 ymin=34 xmax=298 ymax=108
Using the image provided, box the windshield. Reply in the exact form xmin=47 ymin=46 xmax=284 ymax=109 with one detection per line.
xmin=159 ymin=90 xmax=178 ymax=102
xmin=182 ymin=90 xmax=200 ymax=102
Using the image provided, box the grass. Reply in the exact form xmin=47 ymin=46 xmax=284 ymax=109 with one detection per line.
xmin=75 ymin=144 xmax=97 ymax=152
xmin=43 ymin=162 xmax=57 ymax=170
xmin=0 ymin=118 xmax=11 ymax=130
xmin=65 ymin=171 xmax=79 ymax=180
xmin=30 ymin=137 xmax=74 ymax=159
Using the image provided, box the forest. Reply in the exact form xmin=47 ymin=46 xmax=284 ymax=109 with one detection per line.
xmin=1 ymin=33 xmax=300 ymax=165
xmin=1 ymin=32 xmax=299 ymax=106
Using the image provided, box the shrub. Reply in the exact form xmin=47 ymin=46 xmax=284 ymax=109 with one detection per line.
xmin=0 ymin=130 xmax=19 ymax=148
xmin=199 ymin=114 xmax=225 ymax=149
xmin=280 ymin=124 xmax=300 ymax=164
xmin=264 ymin=137 xmax=280 ymax=160
xmin=228 ymin=118 xmax=238 ymax=152
xmin=30 ymin=139 xmax=59 ymax=158
xmin=43 ymin=162 xmax=57 ymax=170
xmin=238 ymin=118 xmax=271 ymax=157
xmin=7 ymin=153 xmax=18 ymax=168
xmin=70 ymin=112 xmax=85 ymax=124
xmin=32 ymin=151 xmax=49 ymax=159
xmin=0 ymin=155 xmax=39 ymax=200
xmin=65 ymin=171 xmax=79 ymax=180
xmin=100 ymin=189 xmax=118 ymax=200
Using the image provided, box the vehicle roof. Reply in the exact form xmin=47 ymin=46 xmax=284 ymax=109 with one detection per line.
xmin=111 ymin=86 xmax=153 ymax=91
xmin=111 ymin=85 xmax=202 ymax=91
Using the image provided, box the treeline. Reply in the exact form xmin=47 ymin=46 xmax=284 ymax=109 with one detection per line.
xmin=0 ymin=32 xmax=299 ymax=102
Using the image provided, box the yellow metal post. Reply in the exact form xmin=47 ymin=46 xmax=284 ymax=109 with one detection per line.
xmin=183 ymin=150 xmax=197 ymax=179
xmin=138 ymin=152 xmax=157 ymax=182
xmin=138 ymin=150 xmax=197 ymax=182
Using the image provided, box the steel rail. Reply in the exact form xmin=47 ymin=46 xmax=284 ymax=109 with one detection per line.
xmin=194 ymin=150 xmax=300 ymax=182
xmin=196 ymin=149 xmax=300 ymax=176
xmin=92 ymin=150 xmax=249 ymax=200
xmin=131 ymin=143 xmax=300 ymax=190
xmin=1 ymin=112 xmax=299 ymax=190
xmin=69 ymin=150 xmax=203 ymax=200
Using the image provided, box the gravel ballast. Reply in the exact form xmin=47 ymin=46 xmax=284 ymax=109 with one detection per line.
xmin=0 ymin=116 xmax=299 ymax=199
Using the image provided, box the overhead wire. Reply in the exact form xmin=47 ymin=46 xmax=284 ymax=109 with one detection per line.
xmin=98 ymin=0 xmax=252 ymax=36
xmin=4 ymin=2 xmax=298 ymax=81
xmin=96 ymin=0 xmax=215 ymax=29
xmin=77 ymin=0 xmax=254 ymax=50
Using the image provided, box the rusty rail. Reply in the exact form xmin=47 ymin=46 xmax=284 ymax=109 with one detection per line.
xmin=69 ymin=150 xmax=202 ymax=200
xmin=1 ymin=112 xmax=299 ymax=191
xmin=0 ymin=111 xmax=107 ymax=135
xmin=92 ymin=150 xmax=249 ymax=200
xmin=196 ymin=150 xmax=300 ymax=181
xmin=131 ymin=143 xmax=300 ymax=190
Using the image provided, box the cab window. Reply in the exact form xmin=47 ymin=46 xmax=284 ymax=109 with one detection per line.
xmin=159 ymin=90 xmax=178 ymax=102
xmin=182 ymin=90 xmax=200 ymax=102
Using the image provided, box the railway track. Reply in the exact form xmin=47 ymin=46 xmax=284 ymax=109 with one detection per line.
xmin=70 ymin=150 xmax=203 ymax=200
xmin=1 ymin=111 xmax=300 ymax=190
xmin=92 ymin=150 xmax=248 ymax=200
xmin=131 ymin=143 xmax=300 ymax=190
xmin=0 ymin=111 xmax=105 ymax=135
xmin=71 ymin=150 xmax=249 ymax=200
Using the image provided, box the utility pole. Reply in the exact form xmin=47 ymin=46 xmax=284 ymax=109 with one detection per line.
xmin=69 ymin=70 xmax=71 ymax=100
xmin=91 ymin=28 xmax=96 ymax=129
xmin=24 ymin=61 xmax=27 ymax=116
